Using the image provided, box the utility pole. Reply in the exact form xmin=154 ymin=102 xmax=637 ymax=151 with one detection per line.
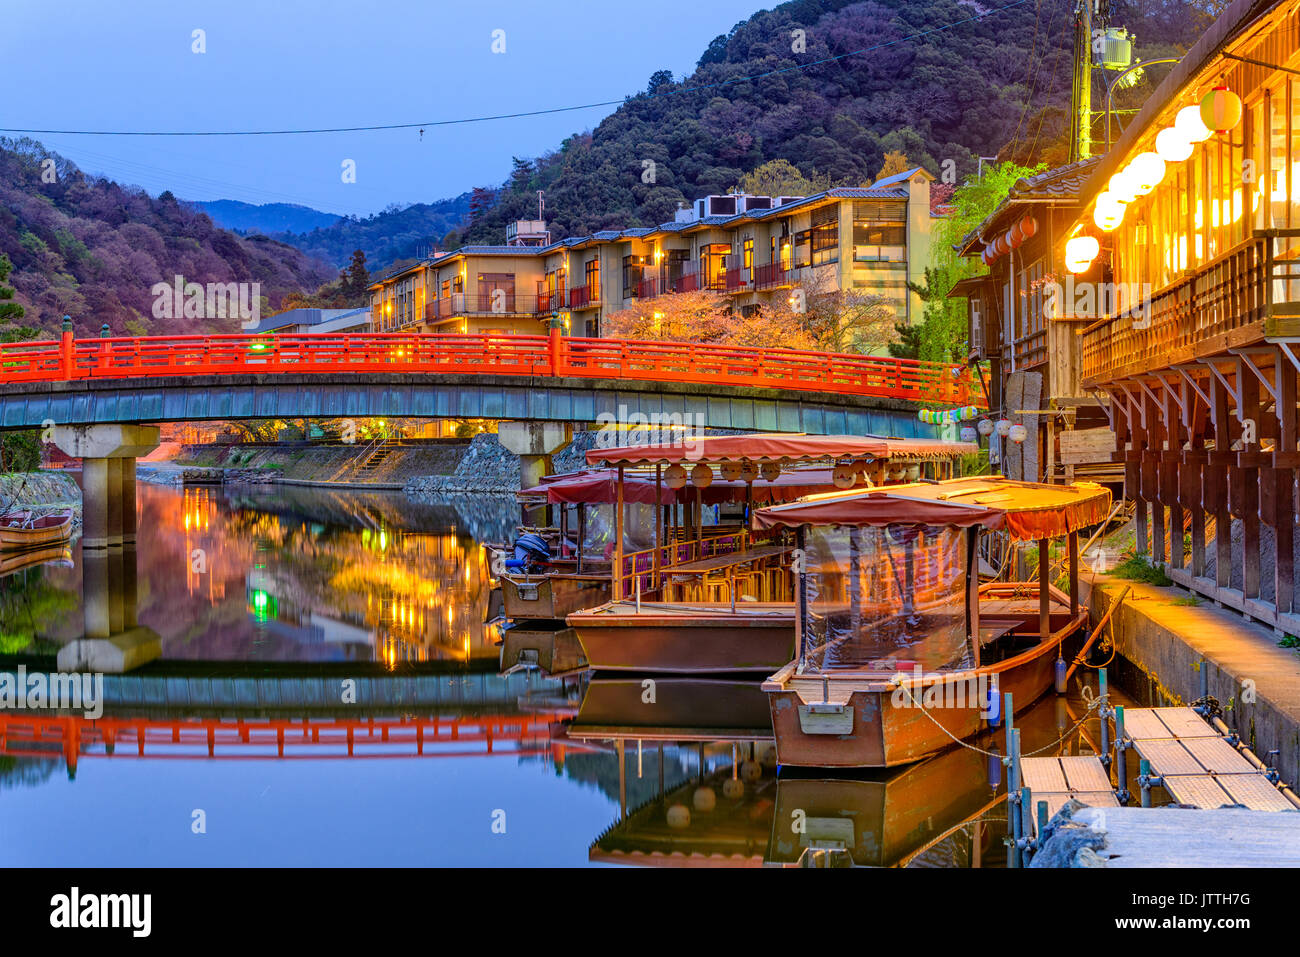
xmin=1070 ymin=0 xmax=1094 ymax=162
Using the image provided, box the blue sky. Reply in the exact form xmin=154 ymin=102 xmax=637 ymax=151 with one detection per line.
xmin=2 ymin=0 xmax=766 ymax=217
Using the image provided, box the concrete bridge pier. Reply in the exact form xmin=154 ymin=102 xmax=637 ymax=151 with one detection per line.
xmin=498 ymin=421 xmax=572 ymax=527
xmin=51 ymin=424 xmax=162 ymax=673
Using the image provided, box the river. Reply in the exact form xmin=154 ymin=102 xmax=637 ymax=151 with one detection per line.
xmin=0 ymin=482 xmax=1121 ymax=867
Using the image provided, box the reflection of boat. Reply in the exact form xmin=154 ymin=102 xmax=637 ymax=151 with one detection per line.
xmin=758 ymin=478 xmax=1111 ymax=768
xmin=502 ymin=572 xmax=610 ymax=621
xmin=567 ymin=677 xmax=772 ymax=742
xmin=767 ymin=742 xmax=1005 ymax=867
xmin=589 ymin=746 xmax=779 ymax=867
xmin=499 ymin=622 xmax=587 ymax=675
xmin=0 ymin=509 xmax=74 ymax=550
xmin=0 ymin=542 xmax=73 ymax=576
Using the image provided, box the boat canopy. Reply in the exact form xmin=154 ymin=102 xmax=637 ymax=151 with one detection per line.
xmin=518 ymin=466 xmax=867 ymax=507
xmin=753 ymin=477 xmax=1111 ymax=541
xmin=586 ymin=433 xmax=977 ymax=468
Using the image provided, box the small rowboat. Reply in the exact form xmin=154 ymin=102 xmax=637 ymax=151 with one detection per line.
xmin=0 ymin=508 xmax=75 ymax=550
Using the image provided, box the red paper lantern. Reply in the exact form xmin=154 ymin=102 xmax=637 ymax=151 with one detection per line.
xmin=1007 ymin=227 xmax=1022 ymax=250
xmin=1019 ymin=215 xmax=1038 ymax=240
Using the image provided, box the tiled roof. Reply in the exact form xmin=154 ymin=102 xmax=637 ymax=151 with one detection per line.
xmin=956 ymin=157 xmax=1102 ymax=254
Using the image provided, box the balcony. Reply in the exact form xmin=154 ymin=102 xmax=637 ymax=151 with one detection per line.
xmin=752 ymin=262 xmax=792 ymax=290
xmin=1081 ymin=229 xmax=1300 ymax=385
xmin=568 ymin=285 xmax=601 ymax=310
xmin=426 ymin=294 xmax=558 ymax=323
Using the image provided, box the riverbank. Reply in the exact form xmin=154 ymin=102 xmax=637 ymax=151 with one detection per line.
xmin=0 ymin=471 xmax=82 ymax=523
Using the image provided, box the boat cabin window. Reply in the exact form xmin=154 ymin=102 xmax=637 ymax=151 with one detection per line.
xmin=800 ymin=523 xmax=971 ymax=673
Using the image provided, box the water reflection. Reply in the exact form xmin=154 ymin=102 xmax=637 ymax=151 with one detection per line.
xmin=0 ymin=483 xmax=517 ymax=665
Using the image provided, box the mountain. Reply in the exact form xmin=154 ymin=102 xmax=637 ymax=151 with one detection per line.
xmin=187 ymin=199 xmax=342 ymax=235
xmin=461 ymin=0 xmax=1221 ymax=244
xmin=0 ymin=138 xmax=334 ymax=337
xmin=270 ymin=194 xmax=473 ymax=271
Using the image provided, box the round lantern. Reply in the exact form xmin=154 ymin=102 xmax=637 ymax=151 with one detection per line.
xmin=1175 ymin=104 xmax=1212 ymax=144
xmin=960 ymin=426 xmax=977 ymax=442
xmin=1009 ymin=423 xmax=1028 ymax=444
xmin=1065 ymin=235 xmax=1100 ymax=265
xmin=1019 ymin=216 xmax=1038 ymax=240
xmin=1006 ymin=227 xmax=1022 ymax=250
xmin=1200 ymin=86 xmax=1242 ymax=133
xmin=666 ymin=804 xmax=690 ymax=829
xmin=995 ymin=418 xmax=1012 ymax=438
xmin=739 ymin=461 xmax=759 ymax=483
xmin=693 ymin=786 xmax=716 ymax=812
xmin=1155 ymin=126 xmax=1194 ymax=163
xmin=1009 ymin=221 xmax=1025 ymax=245
xmin=721 ymin=778 xmax=744 ymax=800
xmin=917 ymin=409 xmax=928 ymax=423
xmin=977 ymin=418 xmax=995 ymax=437
xmin=719 ymin=460 xmax=742 ymax=482
xmin=1108 ymin=169 xmax=1139 ymax=204
xmin=664 ymin=463 xmax=688 ymax=489
xmin=690 ymin=463 xmax=713 ymax=488
xmin=1093 ymin=193 xmax=1125 ymax=232
xmin=904 ymin=464 xmax=921 ymax=482
xmin=760 ymin=462 xmax=781 ymax=482
xmin=832 ymin=464 xmax=856 ymax=489
xmin=1128 ymin=152 xmax=1166 ymax=194
xmin=982 ymin=246 xmax=996 ymax=266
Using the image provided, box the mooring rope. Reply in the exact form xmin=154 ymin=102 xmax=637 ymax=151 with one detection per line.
xmin=892 ymin=682 xmax=1105 ymax=760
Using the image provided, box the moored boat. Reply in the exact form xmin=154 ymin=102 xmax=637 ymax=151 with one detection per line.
xmin=0 ymin=509 xmax=74 ymax=550
xmin=757 ymin=477 xmax=1111 ymax=768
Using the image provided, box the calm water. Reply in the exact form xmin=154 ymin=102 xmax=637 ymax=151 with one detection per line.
xmin=0 ymin=482 xmax=1117 ymax=867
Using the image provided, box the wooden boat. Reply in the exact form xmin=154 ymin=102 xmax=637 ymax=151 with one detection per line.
xmin=570 ymin=600 xmax=796 ymax=674
xmin=501 ymin=569 xmax=611 ymax=621
xmin=757 ymin=477 xmax=1111 ymax=769
xmin=0 ymin=509 xmax=74 ymax=550
xmin=564 ymin=434 xmax=978 ymax=673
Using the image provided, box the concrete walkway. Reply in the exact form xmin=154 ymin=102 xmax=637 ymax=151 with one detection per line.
xmin=1082 ymin=573 xmax=1300 ymax=790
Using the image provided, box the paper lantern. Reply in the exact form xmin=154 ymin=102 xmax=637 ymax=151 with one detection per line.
xmin=690 ymin=464 xmax=713 ymax=488
xmin=1200 ymin=87 xmax=1242 ymax=133
xmin=977 ymin=418 xmax=995 ymax=437
xmin=1009 ymin=221 xmax=1025 ymax=245
xmin=1155 ymin=126 xmax=1193 ymax=163
xmin=960 ymin=426 xmax=977 ymax=442
xmin=1093 ymin=194 xmax=1125 ymax=232
xmin=904 ymin=464 xmax=921 ymax=481
xmin=664 ymin=464 xmax=688 ymax=489
xmin=1007 ymin=227 xmax=1022 ymax=250
xmin=1108 ymin=170 xmax=1138 ymax=204
xmin=739 ymin=461 xmax=759 ymax=483
xmin=832 ymin=464 xmax=856 ymax=489
xmin=719 ymin=461 xmax=742 ymax=482
xmin=1009 ymin=423 xmax=1028 ymax=444
xmin=995 ymin=418 xmax=1012 ymax=437
xmin=760 ymin=462 xmax=781 ymax=482
xmin=1175 ymin=104 xmax=1212 ymax=144
xmin=1129 ymin=152 xmax=1166 ymax=194
xmin=1019 ymin=216 xmax=1038 ymax=240
xmin=982 ymin=246 xmax=996 ymax=266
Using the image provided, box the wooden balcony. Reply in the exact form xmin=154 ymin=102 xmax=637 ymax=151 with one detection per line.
xmin=752 ymin=262 xmax=791 ymax=290
xmin=1081 ymin=229 xmax=1300 ymax=385
xmin=568 ymin=285 xmax=600 ymax=310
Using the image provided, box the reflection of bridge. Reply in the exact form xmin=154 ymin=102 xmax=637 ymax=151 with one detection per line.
xmin=0 ymin=711 xmax=578 ymax=777
xmin=0 ymin=331 xmax=980 ymax=434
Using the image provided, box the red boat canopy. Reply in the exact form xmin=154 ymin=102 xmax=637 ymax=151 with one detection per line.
xmin=586 ymin=433 xmax=977 ymax=467
xmin=519 ymin=466 xmax=860 ymax=506
xmin=753 ymin=477 xmax=1112 ymax=540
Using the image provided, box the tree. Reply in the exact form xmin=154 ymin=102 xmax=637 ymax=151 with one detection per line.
xmin=737 ymin=159 xmax=831 ymax=198
xmin=887 ymin=320 xmax=922 ymax=359
xmin=0 ymin=253 xmax=25 ymax=327
xmin=876 ymin=150 xmax=911 ymax=181
xmin=603 ymin=289 xmax=733 ymax=342
xmin=345 ymin=249 xmax=369 ymax=302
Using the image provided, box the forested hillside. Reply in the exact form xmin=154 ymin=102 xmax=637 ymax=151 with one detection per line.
xmin=189 ymin=200 xmax=342 ymax=236
xmin=0 ymin=138 xmax=334 ymax=337
xmin=272 ymin=194 xmax=473 ymax=270
xmin=461 ymin=0 xmax=1221 ymax=244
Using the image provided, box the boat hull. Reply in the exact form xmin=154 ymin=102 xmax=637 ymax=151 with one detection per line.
xmin=569 ymin=602 xmax=796 ymax=674
xmin=568 ymin=676 xmax=772 ymax=741
xmin=501 ymin=573 xmax=610 ymax=620
xmin=0 ymin=511 xmax=73 ymax=550
xmin=498 ymin=623 xmax=587 ymax=674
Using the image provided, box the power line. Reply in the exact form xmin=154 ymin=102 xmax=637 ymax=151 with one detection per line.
xmin=0 ymin=0 xmax=1030 ymax=138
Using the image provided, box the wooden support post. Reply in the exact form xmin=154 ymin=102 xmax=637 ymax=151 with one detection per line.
xmin=1147 ymin=388 xmax=1165 ymax=566
xmin=652 ymin=464 xmax=662 ymax=591
xmin=1068 ymin=530 xmax=1079 ymax=618
xmin=968 ymin=528 xmax=982 ymax=667
xmin=1038 ymin=538 xmax=1050 ymax=641
xmin=1164 ymin=381 xmax=1184 ymax=571
xmin=1275 ymin=350 xmax=1297 ymax=614
xmin=1210 ymin=373 xmax=1233 ymax=590
xmin=1241 ymin=367 xmax=1261 ymax=600
xmin=614 ymin=464 xmax=625 ymax=602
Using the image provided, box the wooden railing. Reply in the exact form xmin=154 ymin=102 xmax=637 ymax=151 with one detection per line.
xmin=618 ymin=528 xmax=751 ymax=598
xmin=1012 ymin=328 xmax=1048 ymax=370
xmin=0 ymin=329 xmax=983 ymax=406
xmin=1082 ymin=229 xmax=1300 ymax=383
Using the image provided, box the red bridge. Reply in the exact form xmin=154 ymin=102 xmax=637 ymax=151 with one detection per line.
xmin=0 ymin=329 xmax=980 ymax=407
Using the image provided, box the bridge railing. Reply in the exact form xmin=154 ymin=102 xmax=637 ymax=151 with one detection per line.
xmin=0 ymin=330 xmax=981 ymax=406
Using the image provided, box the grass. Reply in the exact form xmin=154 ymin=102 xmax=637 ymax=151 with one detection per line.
xmin=1168 ymin=595 xmax=1201 ymax=607
xmin=1106 ymin=554 xmax=1173 ymax=587
xmin=1280 ymin=634 xmax=1300 ymax=649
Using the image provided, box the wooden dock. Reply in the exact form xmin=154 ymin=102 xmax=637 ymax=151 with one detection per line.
xmin=1124 ymin=707 xmax=1296 ymax=811
xmin=1021 ymin=754 xmax=1119 ymax=829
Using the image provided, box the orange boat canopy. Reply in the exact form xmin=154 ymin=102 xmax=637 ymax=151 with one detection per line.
xmin=586 ymin=433 xmax=977 ymax=467
xmin=518 ymin=466 xmax=865 ymax=507
xmin=752 ymin=477 xmax=1111 ymax=541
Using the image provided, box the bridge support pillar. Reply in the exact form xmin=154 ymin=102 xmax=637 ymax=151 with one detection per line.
xmin=50 ymin=425 xmax=161 ymax=672
xmin=497 ymin=422 xmax=572 ymax=526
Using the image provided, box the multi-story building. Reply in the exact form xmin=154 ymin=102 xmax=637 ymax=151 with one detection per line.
xmin=368 ymin=167 xmax=938 ymax=347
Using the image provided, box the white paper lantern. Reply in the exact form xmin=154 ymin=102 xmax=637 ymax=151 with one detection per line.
xmin=664 ymin=463 xmax=688 ymax=489
xmin=1175 ymin=104 xmax=1212 ymax=144
xmin=1009 ymin=423 xmax=1028 ymax=444
xmin=1128 ymin=151 xmax=1166 ymax=194
xmin=739 ymin=461 xmax=759 ymax=483
xmin=996 ymin=418 xmax=1012 ymax=437
xmin=832 ymin=464 xmax=856 ymax=489
xmin=760 ymin=462 xmax=781 ymax=482
xmin=977 ymin=419 xmax=995 ymax=437
xmin=719 ymin=461 xmax=742 ymax=481
xmin=690 ymin=464 xmax=713 ymax=488
xmin=1155 ymin=126 xmax=1193 ymax=163
xmin=904 ymin=464 xmax=921 ymax=481
xmin=960 ymin=426 xmax=977 ymax=442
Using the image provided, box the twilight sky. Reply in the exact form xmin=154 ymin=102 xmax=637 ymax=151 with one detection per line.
xmin=2 ymin=0 xmax=766 ymax=217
